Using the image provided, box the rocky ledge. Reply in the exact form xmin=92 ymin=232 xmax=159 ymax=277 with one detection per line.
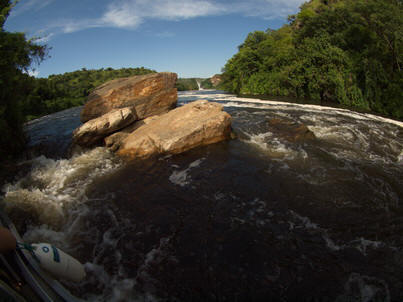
xmin=72 ymin=72 xmax=232 ymax=159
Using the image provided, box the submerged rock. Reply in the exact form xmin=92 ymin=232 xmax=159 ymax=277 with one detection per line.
xmin=80 ymin=72 xmax=177 ymax=123
xmin=268 ymin=118 xmax=316 ymax=143
xmin=117 ymin=100 xmax=232 ymax=159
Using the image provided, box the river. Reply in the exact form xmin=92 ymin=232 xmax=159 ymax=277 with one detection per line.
xmin=2 ymin=90 xmax=403 ymax=301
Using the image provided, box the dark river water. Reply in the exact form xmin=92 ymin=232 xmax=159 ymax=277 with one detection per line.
xmin=2 ymin=91 xmax=403 ymax=301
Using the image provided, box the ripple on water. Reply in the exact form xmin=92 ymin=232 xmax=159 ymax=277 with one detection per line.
xmin=1 ymin=91 xmax=401 ymax=301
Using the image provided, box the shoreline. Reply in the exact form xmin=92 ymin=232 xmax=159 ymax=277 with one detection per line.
xmin=236 ymin=93 xmax=403 ymax=125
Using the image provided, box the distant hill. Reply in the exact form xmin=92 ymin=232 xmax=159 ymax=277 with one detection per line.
xmin=176 ymin=78 xmax=199 ymax=91
xmin=176 ymin=76 xmax=223 ymax=91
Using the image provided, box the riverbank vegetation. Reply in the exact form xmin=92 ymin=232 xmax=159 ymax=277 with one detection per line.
xmin=221 ymin=0 xmax=402 ymax=119
xmin=23 ymin=67 xmax=155 ymax=121
xmin=176 ymin=78 xmax=199 ymax=91
xmin=175 ymin=78 xmax=217 ymax=91
xmin=0 ymin=1 xmax=48 ymax=159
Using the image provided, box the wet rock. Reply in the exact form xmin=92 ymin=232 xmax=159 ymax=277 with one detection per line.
xmin=117 ymin=100 xmax=232 ymax=159
xmin=80 ymin=72 xmax=177 ymax=123
xmin=73 ymin=107 xmax=136 ymax=146
xmin=268 ymin=118 xmax=315 ymax=143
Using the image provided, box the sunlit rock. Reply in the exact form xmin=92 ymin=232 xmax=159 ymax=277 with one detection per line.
xmin=73 ymin=107 xmax=136 ymax=146
xmin=80 ymin=72 xmax=177 ymax=123
xmin=117 ymin=100 xmax=232 ymax=159
xmin=104 ymin=115 xmax=160 ymax=151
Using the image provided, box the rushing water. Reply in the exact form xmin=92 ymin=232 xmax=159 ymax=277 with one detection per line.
xmin=2 ymin=91 xmax=403 ymax=301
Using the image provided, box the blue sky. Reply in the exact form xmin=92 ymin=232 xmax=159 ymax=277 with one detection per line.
xmin=5 ymin=0 xmax=306 ymax=78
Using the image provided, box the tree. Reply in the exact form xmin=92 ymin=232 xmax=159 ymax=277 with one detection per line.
xmin=221 ymin=0 xmax=403 ymax=119
xmin=0 ymin=0 xmax=48 ymax=159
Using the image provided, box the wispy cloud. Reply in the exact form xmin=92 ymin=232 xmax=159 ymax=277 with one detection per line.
xmin=32 ymin=33 xmax=54 ymax=43
xmin=98 ymin=0 xmax=224 ymax=30
xmin=35 ymin=0 xmax=306 ymax=39
xmin=154 ymin=31 xmax=176 ymax=38
xmin=10 ymin=0 xmax=55 ymax=17
xmin=101 ymin=2 xmax=143 ymax=29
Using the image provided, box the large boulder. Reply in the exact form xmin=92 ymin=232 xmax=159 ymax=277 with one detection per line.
xmin=104 ymin=115 xmax=160 ymax=151
xmin=73 ymin=107 xmax=136 ymax=146
xmin=80 ymin=72 xmax=178 ymax=123
xmin=117 ymin=100 xmax=232 ymax=159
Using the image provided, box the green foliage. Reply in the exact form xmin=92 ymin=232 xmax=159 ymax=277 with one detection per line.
xmin=0 ymin=0 xmax=48 ymax=159
xmin=23 ymin=67 xmax=156 ymax=120
xmin=176 ymin=78 xmax=199 ymax=91
xmin=222 ymin=0 xmax=403 ymax=119
xmin=201 ymin=78 xmax=214 ymax=89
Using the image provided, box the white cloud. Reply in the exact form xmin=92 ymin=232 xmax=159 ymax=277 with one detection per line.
xmin=99 ymin=0 xmax=305 ymax=27
xmin=10 ymin=0 xmax=55 ymax=17
xmin=35 ymin=0 xmax=306 ymax=37
xmin=147 ymin=0 xmax=224 ymax=20
xmin=102 ymin=3 xmax=143 ymax=28
xmin=33 ymin=33 xmax=54 ymax=43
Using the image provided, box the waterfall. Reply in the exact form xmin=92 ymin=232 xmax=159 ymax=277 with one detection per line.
xmin=196 ymin=80 xmax=203 ymax=90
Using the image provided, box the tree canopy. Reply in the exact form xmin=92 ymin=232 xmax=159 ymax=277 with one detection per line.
xmin=0 ymin=0 xmax=48 ymax=159
xmin=23 ymin=67 xmax=156 ymax=120
xmin=221 ymin=0 xmax=403 ymax=119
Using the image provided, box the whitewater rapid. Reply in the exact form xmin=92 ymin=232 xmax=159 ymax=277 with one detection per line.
xmin=1 ymin=90 xmax=402 ymax=301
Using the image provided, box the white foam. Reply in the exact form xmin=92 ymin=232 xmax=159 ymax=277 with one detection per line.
xmin=323 ymin=234 xmax=342 ymax=251
xmin=1 ymin=148 xmax=121 ymax=228
xmin=350 ymin=238 xmax=383 ymax=256
xmin=398 ymin=150 xmax=403 ymax=163
xmin=179 ymin=92 xmax=403 ymax=128
xmin=243 ymin=131 xmax=303 ymax=160
xmin=84 ymin=262 xmax=141 ymax=302
xmin=338 ymin=273 xmax=391 ymax=302
xmin=290 ymin=211 xmax=319 ymax=230
xmin=169 ymin=158 xmax=205 ymax=187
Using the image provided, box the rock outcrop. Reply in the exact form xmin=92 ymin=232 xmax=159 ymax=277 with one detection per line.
xmin=73 ymin=107 xmax=136 ymax=146
xmin=80 ymin=72 xmax=177 ymax=123
xmin=73 ymin=72 xmax=233 ymax=159
xmin=117 ymin=100 xmax=232 ymax=159
xmin=104 ymin=115 xmax=160 ymax=151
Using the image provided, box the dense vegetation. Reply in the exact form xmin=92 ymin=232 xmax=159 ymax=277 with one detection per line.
xmin=221 ymin=0 xmax=402 ymax=119
xmin=24 ymin=67 xmax=155 ymax=120
xmin=0 ymin=1 xmax=48 ymax=159
xmin=176 ymin=78 xmax=199 ymax=91
xmin=176 ymin=78 xmax=216 ymax=90
xmin=201 ymin=78 xmax=214 ymax=89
